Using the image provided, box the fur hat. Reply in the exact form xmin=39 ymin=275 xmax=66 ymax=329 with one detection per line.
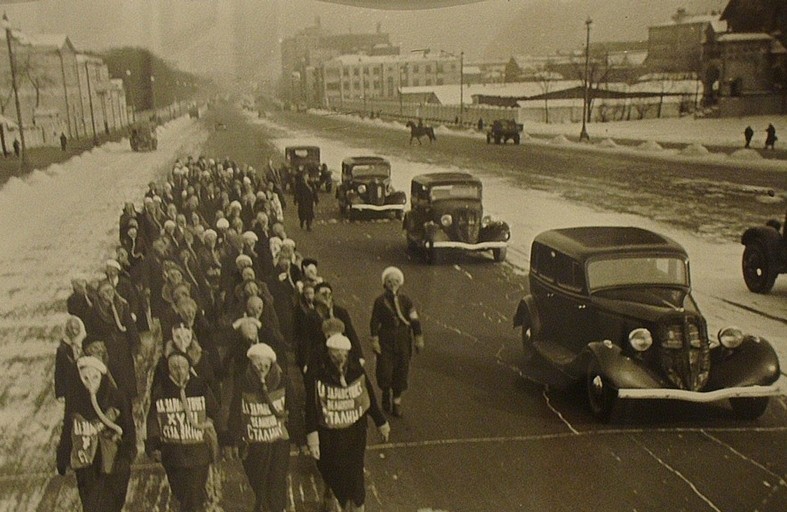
xmin=77 ymin=355 xmax=107 ymax=375
xmin=216 ymin=218 xmax=230 ymax=229
xmin=105 ymin=259 xmax=122 ymax=272
xmin=382 ymin=266 xmax=404 ymax=285
xmin=246 ymin=342 xmax=276 ymax=362
xmin=235 ymin=254 xmax=253 ymax=269
xmin=326 ymin=333 xmax=351 ymax=351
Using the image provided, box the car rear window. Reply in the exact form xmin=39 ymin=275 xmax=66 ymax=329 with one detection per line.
xmin=587 ymin=256 xmax=688 ymax=290
xmin=351 ymin=164 xmax=390 ymax=178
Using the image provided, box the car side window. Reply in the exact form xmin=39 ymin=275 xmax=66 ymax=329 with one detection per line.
xmin=532 ymin=243 xmax=556 ymax=282
xmin=555 ymin=254 xmax=585 ymax=293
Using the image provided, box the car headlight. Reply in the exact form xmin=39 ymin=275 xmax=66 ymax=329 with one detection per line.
xmin=718 ymin=326 xmax=744 ymax=349
xmin=628 ymin=328 xmax=653 ymax=352
xmin=482 ymin=215 xmax=492 ymax=227
xmin=357 ymin=184 xmax=367 ymax=194
xmin=440 ymin=214 xmax=453 ymax=227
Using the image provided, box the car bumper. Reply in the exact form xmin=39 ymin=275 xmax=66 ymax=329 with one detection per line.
xmin=430 ymin=241 xmax=508 ymax=250
xmin=350 ymin=203 xmax=405 ymax=212
xmin=618 ymin=384 xmax=781 ymax=402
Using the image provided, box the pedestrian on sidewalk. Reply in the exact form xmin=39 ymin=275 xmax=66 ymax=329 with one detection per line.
xmin=62 ymin=355 xmax=136 ymax=512
xmin=369 ymin=267 xmax=424 ymax=418
xmin=304 ymin=333 xmax=390 ymax=512
xmin=765 ymin=124 xmax=778 ymax=149
xmin=12 ymin=138 xmax=19 ymax=158
xmin=60 ymin=132 xmax=68 ymax=151
xmin=228 ymin=343 xmax=290 ymax=512
xmin=744 ymin=126 xmax=754 ymax=148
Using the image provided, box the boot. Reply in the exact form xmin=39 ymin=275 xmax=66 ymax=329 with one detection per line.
xmin=381 ymin=388 xmax=391 ymax=413
xmin=320 ymin=487 xmax=337 ymax=512
xmin=392 ymin=396 xmax=403 ymax=418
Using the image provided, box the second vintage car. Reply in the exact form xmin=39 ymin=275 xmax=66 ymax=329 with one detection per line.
xmin=336 ymin=156 xmax=406 ymax=219
xmin=284 ymin=146 xmax=332 ymax=192
xmin=403 ymin=172 xmax=510 ymax=263
xmin=513 ymin=226 xmax=781 ymax=421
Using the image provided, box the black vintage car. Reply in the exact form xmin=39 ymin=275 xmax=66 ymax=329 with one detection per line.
xmin=284 ymin=146 xmax=332 ymax=192
xmin=336 ymin=156 xmax=406 ymax=220
xmin=513 ymin=226 xmax=781 ymax=421
xmin=130 ymin=123 xmax=157 ymax=152
xmin=741 ymin=210 xmax=787 ymax=293
xmin=486 ymin=119 xmax=523 ymax=145
xmin=403 ymin=172 xmax=510 ymax=263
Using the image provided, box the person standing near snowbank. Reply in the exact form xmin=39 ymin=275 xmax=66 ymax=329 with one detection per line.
xmin=744 ymin=126 xmax=754 ymax=148
xmin=765 ymin=124 xmax=778 ymax=150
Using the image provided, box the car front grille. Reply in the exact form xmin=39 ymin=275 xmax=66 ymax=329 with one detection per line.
xmin=365 ymin=181 xmax=385 ymax=205
xmin=657 ymin=317 xmax=710 ymax=391
xmin=451 ymin=209 xmax=480 ymax=243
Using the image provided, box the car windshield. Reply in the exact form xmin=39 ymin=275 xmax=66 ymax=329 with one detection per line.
xmin=587 ymin=256 xmax=688 ymax=291
xmin=351 ymin=164 xmax=390 ymax=178
xmin=430 ymin=184 xmax=481 ymax=201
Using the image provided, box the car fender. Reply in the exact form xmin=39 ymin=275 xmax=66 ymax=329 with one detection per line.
xmin=707 ymin=336 xmax=781 ymax=389
xmin=387 ymin=190 xmax=407 ymax=205
xmin=480 ymin=221 xmax=511 ymax=242
xmin=513 ymin=295 xmax=539 ymax=332
xmin=585 ymin=342 xmax=664 ymax=390
xmin=741 ymin=226 xmax=785 ymax=267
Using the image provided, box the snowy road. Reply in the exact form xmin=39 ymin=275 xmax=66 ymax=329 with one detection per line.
xmin=251 ymin=112 xmax=787 ymax=378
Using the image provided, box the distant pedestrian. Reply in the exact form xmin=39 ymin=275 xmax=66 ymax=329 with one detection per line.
xmin=12 ymin=138 xmax=19 ymax=157
xmin=744 ymin=126 xmax=754 ymax=148
xmin=477 ymin=118 xmax=484 ymax=131
xmin=60 ymin=132 xmax=68 ymax=151
xmin=294 ymin=174 xmax=318 ymax=231
xmin=765 ymin=124 xmax=778 ymax=150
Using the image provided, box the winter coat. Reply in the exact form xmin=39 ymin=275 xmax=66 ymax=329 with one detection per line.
xmin=299 ymin=305 xmax=364 ymax=372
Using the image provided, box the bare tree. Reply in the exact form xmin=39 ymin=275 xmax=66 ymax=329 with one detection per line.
xmin=572 ymin=51 xmax=611 ymax=123
xmin=537 ymin=58 xmax=554 ymax=123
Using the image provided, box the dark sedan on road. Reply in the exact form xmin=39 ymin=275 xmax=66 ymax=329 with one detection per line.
xmin=336 ymin=156 xmax=406 ymax=220
xmin=514 ymin=226 xmax=782 ymax=421
xmin=403 ymin=172 xmax=510 ymax=263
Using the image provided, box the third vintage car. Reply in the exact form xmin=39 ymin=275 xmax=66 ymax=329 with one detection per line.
xmin=336 ymin=156 xmax=406 ymax=219
xmin=284 ymin=145 xmax=332 ymax=192
xmin=740 ymin=210 xmax=787 ymax=293
xmin=403 ymin=172 xmax=510 ymax=263
xmin=513 ymin=226 xmax=781 ymax=421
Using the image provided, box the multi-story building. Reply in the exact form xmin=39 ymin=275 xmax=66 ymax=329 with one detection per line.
xmin=644 ymin=8 xmax=726 ymax=74
xmin=321 ymin=51 xmax=461 ymax=105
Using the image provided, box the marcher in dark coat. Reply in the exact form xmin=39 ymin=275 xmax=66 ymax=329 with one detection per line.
xmin=299 ymin=282 xmax=364 ymax=375
xmin=294 ymin=175 xmax=318 ymax=230
xmin=369 ymin=267 xmax=424 ymax=417
xmin=142 ymin=239 xmax=168 ymax=319
xmin=105 ymin=259 xmax=143 ymax=334
xmin=55 ymin=316 xmax=87 ymax=475
xmin=153 ymin=324 xmax=220 ymax=404
xmin=266 ymin=255 xmax=299 ymax=349
xmin=59 ymin=356 xmax=136 ymax=512
xmin=228 ymin=343 xmax=290 ymax=512
xmin=67 ymin=277 xmax=94 ymax=325
xmin=765 ymin=123 xmax=778 ymax=150
xmin=84 ymin=280 xmax=140 ymax=399
xmin=141 ymin=198 xmax=164 ymax=244
xmin=146 ymin=352 xmax=219 ymax=512
xmin=305 ymin=334 xmax=389 ymax=512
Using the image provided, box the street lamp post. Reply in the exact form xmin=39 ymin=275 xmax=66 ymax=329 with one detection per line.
xmin=3 ymin=14 xmax=27 ymax=172
xmin=579 ymin=17 xmax=592 ymax=142
xmin=459 ymin=50 xmax=464 ymax=126
xmin=125 ymin=69 xmax=135 ymax=123
xmin=84 ymin=60 xmax=98 ymax=144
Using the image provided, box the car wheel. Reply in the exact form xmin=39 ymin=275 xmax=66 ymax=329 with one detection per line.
xmin=729 ymin=397 xmax=769 ymax=420
xmin=395 ymin=210 xmax=403 ymax=220
xmin=586 ymin=359 xmax=617 ymax=422
xmin=348 ymin=208 xmax=357 ymax=221
xmin=492 ymin=247 xmax=507 ymax=262
xmin=513 ymin=135 xmax=520 ymax=144
xmin=742 ymin=243 xmax=777 ymax=293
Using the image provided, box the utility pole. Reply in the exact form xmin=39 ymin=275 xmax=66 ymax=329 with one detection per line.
xmin=57 ymin=49 xmax=72 ymax=139
xmin=459 ymin=51 xmax=464 ymax=125
xmin=84 ymin=60 xmax=98 ymax=144
xmin=4 ymin=13 xmax=28 ymax=173
xmin=579 ymin=17 xmax=592 ymax=142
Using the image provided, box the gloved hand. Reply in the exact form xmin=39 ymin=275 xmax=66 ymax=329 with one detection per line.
xmin=414 ymin=335 xmax=425 ymax=353
xmin=378 ymin=422 xmax=390 ymax=442
xmin=370 ymin=335 xmax=381 ymax=355
xmin=307 ymin=431 xmax=320 ymax=460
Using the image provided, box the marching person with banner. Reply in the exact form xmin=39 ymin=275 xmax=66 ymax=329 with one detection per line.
xmin=304 ymin=334 xmax=389 ymax=512
xmin=59 ymin=355 xmax=136 ymax=512
xmin=228 ymin=343 xmax=290 ymax=512
xmin=146 ymin=352 xmax=220 ymax=512
xmin=370 ymin=267 xmax=424 ymax=418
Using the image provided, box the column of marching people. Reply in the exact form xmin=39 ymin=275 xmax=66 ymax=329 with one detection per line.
xmin=54 ymin=154 xmax=425 ymax=512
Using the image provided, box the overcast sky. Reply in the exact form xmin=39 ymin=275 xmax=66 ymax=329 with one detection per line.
xmin=1 ymin=0 xmax=726 ymax=78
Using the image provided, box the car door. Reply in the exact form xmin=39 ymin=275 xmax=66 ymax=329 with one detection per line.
xmin=552 ymin=253 xmax=594 ymax=353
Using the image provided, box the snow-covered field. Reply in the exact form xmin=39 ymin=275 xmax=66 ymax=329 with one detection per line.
xmin=249 ymin=112 xmax=787 ymax=393
xmin=0 ymin=116 xmax=208 ymax=511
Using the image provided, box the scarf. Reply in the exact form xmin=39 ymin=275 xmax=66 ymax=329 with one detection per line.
xmin=89 ymin=390 xmax=123 ymax=437
xmin=97 ymin=297 xmax=127 ymax=333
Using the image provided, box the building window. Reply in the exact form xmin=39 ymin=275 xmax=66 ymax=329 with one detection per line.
xmin=413 ymin=64 xmax=419 ymax=72
xmin=426 ymin=79 xmax=432 ymax=86
xmin=373 ymin=81 xmax=380 ymax=89
xmin=326 ymin=83 xmax=339 ymax=91
xmin=343 ymin=81 xmax=350 ymax=90
xmin=437 ymin=64 xmax=443 ymax=73
xmin=343 ymin=68 xmax=349 ymax=76
xmin=353 ymin=68 xmax=359 ymax=76
xmin=353 ymin=82 xmax=360 ymax=90
xmin=363 ymin=67 xmax=369 ymax=75
xmin=372 ymin=67 xmax=380 ymax=75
